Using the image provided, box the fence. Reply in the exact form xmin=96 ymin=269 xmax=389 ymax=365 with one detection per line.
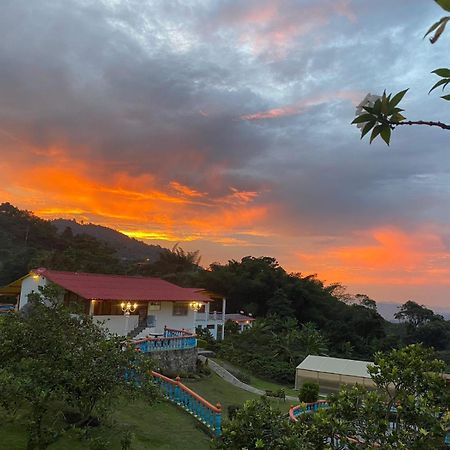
xmin=289 ymin=400 xmax=329 ymax=422
xmin=133 ymin=327 xmax=197 ymax=353
xmin=152 ymin=371 xmax=222 ymax=436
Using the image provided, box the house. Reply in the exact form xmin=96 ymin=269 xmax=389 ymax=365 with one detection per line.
xmin=295 ymin=355 xmax=376 ymax=393
xmin=224 ymin=313 xmax=255 ymax=332
xmin=1 ymin=268 xmax=226 ymax=339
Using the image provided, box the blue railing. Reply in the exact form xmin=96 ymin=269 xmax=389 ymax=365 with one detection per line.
xmin=133 ymin=328 xmax=197 ymax=353
xmin=290 ymin=402 xmax=450 ymax=447
xmin=152 ymin=371 xmax=222 ymax=436
xmin=289 ymin=400 xmax=329 ymax=421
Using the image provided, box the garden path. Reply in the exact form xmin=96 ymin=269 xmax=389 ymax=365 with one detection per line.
xmin=198 ymin=355 xmax=298 ymax=401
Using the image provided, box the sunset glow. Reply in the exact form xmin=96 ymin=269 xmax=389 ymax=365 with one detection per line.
xmin=1 ymin=0 xmax=450 ymax=309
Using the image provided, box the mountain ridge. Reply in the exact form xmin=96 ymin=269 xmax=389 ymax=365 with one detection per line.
xmin=52 ymin=219 xmax=164 ymax=262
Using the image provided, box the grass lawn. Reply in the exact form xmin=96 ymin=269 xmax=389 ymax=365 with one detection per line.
xmin=0 ymin=400 xmax=212 ymax=450
xmin=0 ymin=366 xmax=299 ymax=449
xmin=184 ymin=372 xmax=298 ymax=417
xmin=211 ymin=357 xmax=298 ymax=398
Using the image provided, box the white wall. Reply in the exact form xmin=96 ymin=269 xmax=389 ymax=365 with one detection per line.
xmin=18 ymin=275 xmax=48 ymax=309
xmin=93 ymin=315 xmax=139 ymax=336
xmin=147 ymin=302 xmax=196 ymax=333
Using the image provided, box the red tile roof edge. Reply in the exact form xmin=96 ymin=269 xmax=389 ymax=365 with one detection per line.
xmin=32 ymin=268 xmax=213 ymax=302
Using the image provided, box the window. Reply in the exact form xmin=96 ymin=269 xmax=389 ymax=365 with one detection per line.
xmin=148 ymin=302 xmax=161 ymax=311
xmin=172 ymin=302 xmax=189 ymax=316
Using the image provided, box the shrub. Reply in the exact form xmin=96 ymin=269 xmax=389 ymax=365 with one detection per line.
xmin=214 ymin=398 xmax=299 ymax=449
xmin=264 ymin=389 xmax=285 ymax=401
xmin=227 ymin=404 xmax=241 ymax=420
xmin=298 ymin=382 xmax=319 ymax=403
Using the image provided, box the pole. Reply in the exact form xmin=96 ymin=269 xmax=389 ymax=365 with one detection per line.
xmin=124 ymin=311 xmax=130 ymax=337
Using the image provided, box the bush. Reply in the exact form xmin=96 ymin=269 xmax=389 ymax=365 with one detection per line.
xmin=214 ymin=398 xmax=299 ymax=449
xmin=227 ymin=404 xmax=241 ymax=420
xmin=264 ymin=389 xmax=285 ymax=401
xmin=298 ymin=382 xmax=319 ymax=403
xmin=196 ymin=358 xmax=212 ymax=376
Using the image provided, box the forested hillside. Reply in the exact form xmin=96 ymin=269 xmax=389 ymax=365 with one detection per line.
xmin=52 ymin=219 xmax=163 ymax=262
xmin=0 ymin=203 xmax=123 ymax=285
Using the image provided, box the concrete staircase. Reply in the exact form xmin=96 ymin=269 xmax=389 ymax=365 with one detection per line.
xmin=128 ymin=324 xmax=147 ymax=339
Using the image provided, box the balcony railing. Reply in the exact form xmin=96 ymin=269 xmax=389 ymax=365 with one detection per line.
xmin=133 ymin=327 xmax=197 ymax=353
xmin=152 ymin=371 xmax=222 ymax=436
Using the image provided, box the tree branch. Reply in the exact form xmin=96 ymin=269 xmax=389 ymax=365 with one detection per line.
xmin=389 ymin=120 xmax=450 ymax=130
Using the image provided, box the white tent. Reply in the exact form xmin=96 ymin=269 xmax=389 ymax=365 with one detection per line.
xmin=295 ymin=355 xmax=376 ymax=393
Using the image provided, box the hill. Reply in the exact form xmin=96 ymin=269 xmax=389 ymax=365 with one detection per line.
xmin=52 ymin=219 xmax=163 ymax=262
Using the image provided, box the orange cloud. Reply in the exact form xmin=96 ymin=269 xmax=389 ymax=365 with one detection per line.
xmin=1 ymin=146 xmax=269 ymax=246
xmin=296 ymin=227 xmax=450 ymax=287
xmin=241 ymin=90 xmax=364 ymax=121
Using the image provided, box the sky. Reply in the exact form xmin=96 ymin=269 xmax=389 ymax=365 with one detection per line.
xmin=1 ymin=0 xmax=450 ymax=309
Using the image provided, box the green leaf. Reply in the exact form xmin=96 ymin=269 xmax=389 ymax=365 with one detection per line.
xmin=431 ymin=68 xmax=450 ymax=78
xmin=370 ymin=125 xmax=383 ymax=144
xmin=441 ymin=94 xmax=450 ymax=100
xmin=351 ymin=114 xmax=375 ymax=124
xmin=380 ymin=125 xmax=391 ymax=146
xmin=390 ymin=89 xmax=409 ymax=108
xmin=360 ymin=120 xmax=376 ymax=139
xmin=429 ymin=78 xmax=450 ymax=93
xmin=391 ymin=113 xmax=406 ymax=122
xmin=430 ymin=18 xmax=450 ymax=43
xmin=435 ymin=0 xmax=450 ymax=12
xmin=424 ymin=19 xmax=443 ymax=38
xmin=372 ymin=99 xmax=382 ymax=115
xmin=362 ymin=106 xmax=374 ymax=114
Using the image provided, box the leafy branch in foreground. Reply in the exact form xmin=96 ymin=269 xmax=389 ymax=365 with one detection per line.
xmin=353 ymin=90 xmax=450 ymax=145
xmin=353 ymin=1 xmax=450 ymax=145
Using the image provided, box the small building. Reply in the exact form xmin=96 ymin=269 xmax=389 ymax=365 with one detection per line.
xmin=224 ymin=313 xmax=255 ymax=332
xmin=1 ymin=268 xmax=226 ymax=339
xmin=295 ymin=355 xmax=376 ymax=393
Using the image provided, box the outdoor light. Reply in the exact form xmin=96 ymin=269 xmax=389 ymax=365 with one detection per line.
xmin=189 ymin=301 xmax=202 ymax=312
xmin=121 ymin=301 xmax=138 ymax=315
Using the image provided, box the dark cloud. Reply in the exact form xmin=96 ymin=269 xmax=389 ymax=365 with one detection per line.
xmin=1 ymin=0 xmax=450 ymax=304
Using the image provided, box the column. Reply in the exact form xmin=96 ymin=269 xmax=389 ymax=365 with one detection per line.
xmin=205 ymin=301 xmax=210 ymax=331
xmin=221 ymin=297 xmax=226 ymax=340
xmin=89 ymin=299 xmax=95 ymax=315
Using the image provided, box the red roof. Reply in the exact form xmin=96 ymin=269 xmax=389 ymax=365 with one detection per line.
xmin=33 ymin=268 xmax=212 ymax=302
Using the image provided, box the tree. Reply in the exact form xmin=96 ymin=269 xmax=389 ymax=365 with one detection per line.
xmin=352 ymin=1 xmax=450 ymax=145
xmin=267 ymin=288 xmax=295 ymax=317
xmin=214 ymin=397 xmax=309 ymax=450
xmin=354 ymin=294 xmax=377 ymax=311
xmin=0 ymin=285 xmax=156 ymax=450
xmin=297 ymin=322 xmax=329 ymax=357
xmin=394 ymin=300 xmax=435 ymax=328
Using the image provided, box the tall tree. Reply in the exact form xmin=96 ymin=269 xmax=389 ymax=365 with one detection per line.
xmin=0 ymin=285 xmax=156 ymax=450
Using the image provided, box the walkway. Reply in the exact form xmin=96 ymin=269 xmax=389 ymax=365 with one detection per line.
xmin=198 ymin=355 xmax=298 ymax=401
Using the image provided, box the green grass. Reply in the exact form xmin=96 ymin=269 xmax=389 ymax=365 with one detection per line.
xmin=0 ymin=365 xmax=300 ymax=449
xmin=184 ymin=372 xmax=298 ymax=416
xmin=211 ymin=358 xmax=298 ymax=398
xmin=0 ymin=400 xmax=212 ymax=450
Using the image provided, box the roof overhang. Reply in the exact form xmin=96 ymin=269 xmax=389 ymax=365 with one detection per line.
xmin=0 ymin=274 xmax=28 ymax=296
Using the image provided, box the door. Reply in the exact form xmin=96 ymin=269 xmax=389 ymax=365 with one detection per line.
xmin=137 ymin=304 xmax=147 ymax=327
